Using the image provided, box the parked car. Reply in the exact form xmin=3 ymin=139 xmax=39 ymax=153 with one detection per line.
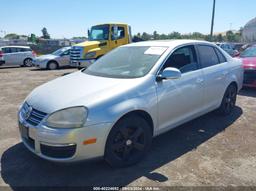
xmin=18 ymin=40 xmax=243 ymax=167
xmin=216 ymin=43 xmax=239 ymax=57
xmin=33 ymin=47 xmax=71 ymax=70
xmin=0 ymin=46 xmax=36 ymax=67
xmin=238 ymin=45 xmax=256 ymax=88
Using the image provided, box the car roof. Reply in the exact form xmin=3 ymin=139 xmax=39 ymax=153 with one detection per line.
xmin=124 ymin=39 xmax=214 ymax=48
xmin=0 ymin=46 xmax=31 ymax=49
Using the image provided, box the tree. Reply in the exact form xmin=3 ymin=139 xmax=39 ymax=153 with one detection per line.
xmin=4 ymin=33 xmax=19 ymax=39
xmin=141 ymin=32 xmax=151 ymax=41
xmin=153 ymin=31 xmax=159 ymax=40
xmin=216 ymin=34 xmax=223 ymax=42
xmin=41 ymin=27 xmax=50 ymax=39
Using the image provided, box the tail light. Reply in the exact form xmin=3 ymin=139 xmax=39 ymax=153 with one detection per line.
xmin=32 ymin=51 xmax=37 ymax=57
xmin=0 ymin=51 xmax=3 ymax=57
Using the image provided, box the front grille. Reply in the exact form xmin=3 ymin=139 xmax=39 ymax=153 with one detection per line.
xmin=21 ymin=102 xmax=47 ymax=126
xmin=70 ymin=47 xmax=83 ymax=61
xmin=40 ymin=144 xmax=76 ymax=158
xmin=244 ymin=69 xmax=256 ymax=84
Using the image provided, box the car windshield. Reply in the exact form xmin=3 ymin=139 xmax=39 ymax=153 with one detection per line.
xmin=52 ymin=48 xmax=69 ymax=56
xmin=84 ymin=46 xmax=167 ymax=78
xmin=89 ymin=25 xmax=109 ymax=41
xmin=240 ymin=47 xmax=256 ymax=58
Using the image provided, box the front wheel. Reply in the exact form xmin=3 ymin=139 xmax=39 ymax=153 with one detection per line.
xmin=47 ymin=61 xmax=58 ymax=70
xmin=105 ymin=115 xmax=152 ymax=167
xmin=217 ymin=84 xmax=237 ymax=115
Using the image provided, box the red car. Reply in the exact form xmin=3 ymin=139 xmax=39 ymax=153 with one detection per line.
xmin=239 ymin=45 xmax=256 ymax=88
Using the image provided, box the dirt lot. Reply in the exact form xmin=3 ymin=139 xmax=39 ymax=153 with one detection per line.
xmin=0 ymin=67 xmax=256 ymax=189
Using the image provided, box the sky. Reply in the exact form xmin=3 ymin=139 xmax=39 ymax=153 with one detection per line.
xmin=0 ymin=0 xmax=255 ymax=38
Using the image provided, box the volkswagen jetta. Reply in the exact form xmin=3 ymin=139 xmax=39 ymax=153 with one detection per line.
xmin=18 ymin=40 xmax=243 ymax=167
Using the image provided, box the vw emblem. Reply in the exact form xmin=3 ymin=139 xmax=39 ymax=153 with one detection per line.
xmin=25 ymin=106 xmax=33 ymax=120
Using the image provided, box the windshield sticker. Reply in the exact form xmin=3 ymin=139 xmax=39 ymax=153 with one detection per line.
xmin=144 ymin=47 xmax=167 ymax=55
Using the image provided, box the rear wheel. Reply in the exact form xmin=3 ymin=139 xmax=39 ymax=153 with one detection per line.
xmin=105 ymin=115 xmax=152 ymax=167
xmin=23 ymin=58 xmax=33 ymax=67
xmin=47 ymin=61 xmax=58 ymax=70
xmin=217 ymin=84 xmax=237 ymax=115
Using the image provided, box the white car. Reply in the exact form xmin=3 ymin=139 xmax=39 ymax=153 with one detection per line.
xmin=18 ymin=40 xmax=243 ymax=167
xmin=33 ymin=47 xmax=71 ymax=70
xmin=0 ymin=46 xmax=36 ymax=67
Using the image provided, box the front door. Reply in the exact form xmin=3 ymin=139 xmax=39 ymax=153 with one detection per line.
xmin=109 ymin=25 xmax=128 ymax=50
xmin=156 ymin=45 xmax=205 ymax=132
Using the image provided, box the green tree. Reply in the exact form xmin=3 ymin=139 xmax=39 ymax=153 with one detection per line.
xmin=4 ymin=33 xmax=19 ymax=39
xmin=141 ymin=32 xmax=151 ymax=41
xmin=153 ymin=31 xmax=159 ymax=40
xmin=41 ymin=27 xmax=50 ymax=39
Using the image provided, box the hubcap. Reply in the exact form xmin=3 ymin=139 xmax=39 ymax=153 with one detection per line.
xmin=225 ymin=87 xmax=236 ymax=113
xmin=111 ymin=126 xmax=145 ymax=161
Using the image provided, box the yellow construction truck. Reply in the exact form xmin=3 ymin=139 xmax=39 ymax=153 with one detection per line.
xmin=70 ymin=23 xmax=132 ymax=68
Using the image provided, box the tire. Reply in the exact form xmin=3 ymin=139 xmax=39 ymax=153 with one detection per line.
xmin=47 ymin=61 xmax=58 ymax=70
xmin=217 ymin=84 xmax=237 ymax=116
xmin=23 ymin=58 xmax=33 ymax=67
xmin=105 ymin=115 xmax=152 ymax=168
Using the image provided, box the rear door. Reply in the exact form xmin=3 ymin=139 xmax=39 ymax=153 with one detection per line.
xmin=196 ymin=45 xmax=228 ymax=109
xmin=2 ymin=47 xmax=17 ymax=65
xmin=156 ymin=45 xmax=205 ymax=131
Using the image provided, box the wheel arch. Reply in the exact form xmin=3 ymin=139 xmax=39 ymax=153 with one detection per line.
xmin=47 ymin=60 xmax=59 ymax=68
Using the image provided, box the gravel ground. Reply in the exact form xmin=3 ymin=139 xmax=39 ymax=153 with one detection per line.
xmin=0 ymin=67 xmax=256 ymax=190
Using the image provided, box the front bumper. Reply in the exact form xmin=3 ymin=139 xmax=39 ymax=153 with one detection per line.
xmin=243 ymin=69 xmax=256 ymax=88
xmin=0 ymin=60 xmax=5 ymax=65
xmin=70 ymin=59 xmax=96 ymax=68
xmin=32 ymin=60 xmax=48 ymax=69
xmin=18 ymin=110 xmax=113 ymax=162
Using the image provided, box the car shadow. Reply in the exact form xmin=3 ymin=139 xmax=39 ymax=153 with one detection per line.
xmin=0 ymin=66 xmax=22 ymax=70
xmin=238 ymin=87 xmax=256 ymax=98
xmin=1 ymin=107 xmax=242 ymax=188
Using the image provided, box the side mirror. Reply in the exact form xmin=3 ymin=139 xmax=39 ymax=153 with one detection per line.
xmin=157 ymin=67 xmax=181 ymax=81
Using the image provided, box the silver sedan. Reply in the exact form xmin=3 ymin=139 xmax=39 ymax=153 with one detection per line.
xmin=18 ymin=40 xmax=243 ymax=167
xmin=33 ymin=47 xmax=71 ymax=70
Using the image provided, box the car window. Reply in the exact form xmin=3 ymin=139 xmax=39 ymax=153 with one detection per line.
xmin=198 ymin=45 xmax=219 ymax=68
xmin=215 ymin=48 xmax=227 ymax=63
xmin=162 ymin=45 xmax=198 ymax=74
xmin=111 ymin=26 xmax=125 ymax=40
xmin=62 ymin=50 xmax=70 ymax=55
xmin=2 ymin=48 xmax=12 ymax=53
xmin=21 ymin=48 xmax=31 ymax=52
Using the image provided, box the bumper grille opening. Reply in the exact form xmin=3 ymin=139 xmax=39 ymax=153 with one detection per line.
xmin=244 ymin=70 xmax=256 ymax=84
xmin=21 ymin=102 xmax=47 ymax=126
xmin=24 ymin=137 xmax=35 ymax=150
xmin=40 ymin=144 xmax=76 ymax=158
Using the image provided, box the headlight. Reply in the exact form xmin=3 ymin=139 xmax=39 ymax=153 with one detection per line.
xmin=45 ymin=106 xmax=88 ymax=128
xmin=85 ymin=51 xmax=96 ymax=59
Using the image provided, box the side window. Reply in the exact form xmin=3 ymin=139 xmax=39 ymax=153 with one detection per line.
xmin=215 ymin=48 xmax=227 ymax=63
xmin=2 ymin=48 xmax=11 ymax=53
xmin=162 ymin=45 xmax=198 ymax=74
xmin=10 ymin=48 xmax=18 ymax=53
xmin=62 ymin=50 xmax=70 ymax=55
xmin=111 ymin=26 xmax=125 ymax=40
xmin=198 ymin=45 xmax=219 ymax=68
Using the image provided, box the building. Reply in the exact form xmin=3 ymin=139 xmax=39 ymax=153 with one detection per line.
xmin=242 ymin=17 xmax=256 ymax=42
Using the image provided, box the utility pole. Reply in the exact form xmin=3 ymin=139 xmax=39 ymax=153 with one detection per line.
xmin=210 ymin=0 xmax=216 ymax=41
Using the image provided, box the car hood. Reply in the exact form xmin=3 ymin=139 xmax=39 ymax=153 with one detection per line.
xmin=26 ymin=71 xmax=146 ymax=114
xmin=35 ymin=54 xmax=58 ymax=61
xmin=240 ymin=57 xmax=256 ymax=69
